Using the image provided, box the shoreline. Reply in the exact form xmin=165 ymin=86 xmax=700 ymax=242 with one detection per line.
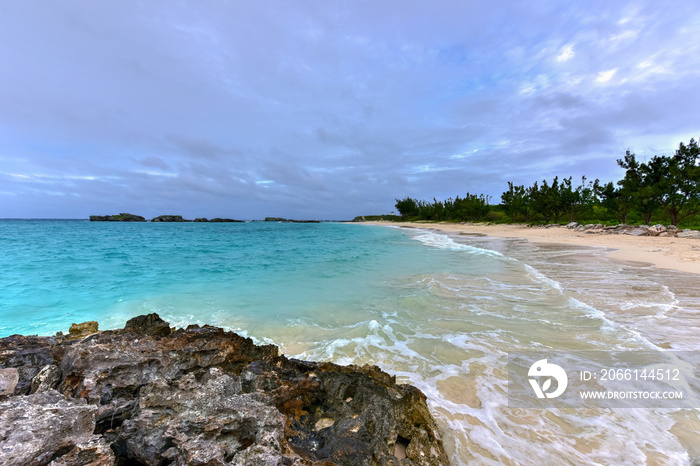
xmin=362 ymin=221 xmax=700 ymax=275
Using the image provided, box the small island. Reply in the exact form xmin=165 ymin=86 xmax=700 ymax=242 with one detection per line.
xmin=90 ymin=214 xmax=245 ymax=223
xmin=264 ymin=217 xmax=321 ymax=223
xmin=89 ymin=213 xmax=146 ymax=222
xmin=89 ymin=214 xmax=322 ymax=223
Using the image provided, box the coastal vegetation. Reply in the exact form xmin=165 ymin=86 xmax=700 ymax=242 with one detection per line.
xmin=394 ymin=139 xmax=700 ymax=228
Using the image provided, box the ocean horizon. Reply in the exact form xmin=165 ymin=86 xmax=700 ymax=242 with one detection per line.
xmin=1 ymin=219 xmax=699 ymax=464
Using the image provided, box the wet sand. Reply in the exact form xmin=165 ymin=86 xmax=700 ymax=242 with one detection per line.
xmin=363 ymin=222 xmax=700 ymax=275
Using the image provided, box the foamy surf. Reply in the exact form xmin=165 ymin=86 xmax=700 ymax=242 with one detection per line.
xmin=2 ymin=221 xmax=699 ymax=464
xmin=412 ymin=230 xmax=505 ymax=257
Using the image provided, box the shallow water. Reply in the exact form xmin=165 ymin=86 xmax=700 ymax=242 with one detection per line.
xmin=1 ymin=220 xmax=698 ymax=464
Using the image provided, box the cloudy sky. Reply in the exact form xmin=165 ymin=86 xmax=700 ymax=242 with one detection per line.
xmin=1 ymin=1 xmax=698 ymax=219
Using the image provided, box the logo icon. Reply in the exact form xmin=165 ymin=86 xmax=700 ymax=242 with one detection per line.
xmin=528 ymin=359 xmax=568 ymax=399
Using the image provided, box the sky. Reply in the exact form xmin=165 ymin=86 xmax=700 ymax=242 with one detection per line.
xmin=1 ymin=1 xmax=699 ymax=220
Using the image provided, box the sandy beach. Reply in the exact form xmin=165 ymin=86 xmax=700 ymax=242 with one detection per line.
xmin=365 ymin=221 xmax=700 ymax=275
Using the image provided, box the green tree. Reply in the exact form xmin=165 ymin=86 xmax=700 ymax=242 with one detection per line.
xmin=647 ymin=139 xmax=700 ymax=225
xmin=430 ymin=198 xmax=446 ymax=221
xmin=560 ymin=176 xmax=595 ymax=222
xmin=594 ymin=180 xmax=632 ymax=224
xmin=501 ymin=182 xmax=530 ymax=221
xmin=529 ymin=177 xmax=563 ymax=223
xmin=394 ymin=197 xmax=420 ymax=219
xmin=618 ymin=140 xmax=699 ymax=225
xmin=452 ymin=193 xmax=491 ymax=221
xmin=617 ymin=150 xmax=659 ymax=224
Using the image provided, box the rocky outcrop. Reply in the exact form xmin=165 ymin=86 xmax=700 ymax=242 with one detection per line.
xmin=561 ymin=223 xmax=699 ymax=239
xmin=0 ymin=314 xmax=449 ymax=465
xmin=89 ymin=215 xmax=247 ymax=223
xmin=68 ymin=321 xmax=98 ymax=338
xmin=151 ymin=215 xmax=189 ymax=222
xmin=647 ymin=224 xmax=667 ymax=236
xmin=265 ymin=217 xmax=321 ymax=223
xmin=0 ymin=368 xmax=19 ymax=396
xmin=89 ymin=213 xmax=146 ymax=222
xmin=0 ymin=390 xmax=115 ymax=465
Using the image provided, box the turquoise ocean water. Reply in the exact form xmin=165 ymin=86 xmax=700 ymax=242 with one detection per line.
xmin=2 ymin=219 xmax=699 ymax=464
xmin=0 ymin=220 xmax=486 ymax=338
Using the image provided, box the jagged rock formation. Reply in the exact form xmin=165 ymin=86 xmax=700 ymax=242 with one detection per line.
xmin=0 ymin=314 xmax=449 ymax=465
xmin=264 ymin=218 xmax=321 ymax=223
xmin=151 ymin=215 xmax=189 ymax=222
xmin=563 ymin=222 xmax=694 ymax=237
xmin=68 ymin=321 xmax=98 ymax=338
xmin=89 ymin=213 xmax=146 ymax=222
xmin=90 ymin=215 xmax=247 ymax=223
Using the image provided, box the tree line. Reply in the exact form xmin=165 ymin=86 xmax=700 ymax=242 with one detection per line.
xmin=395 ymin=139 xmax=700 ymax=226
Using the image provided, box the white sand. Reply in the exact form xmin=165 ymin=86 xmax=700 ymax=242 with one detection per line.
xmin=364 ymin=222 xmax=700 ymax=275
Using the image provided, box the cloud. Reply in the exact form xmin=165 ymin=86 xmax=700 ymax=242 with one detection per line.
xmin=596 ymin=69 xmax=618 ymax=83
xmin=0 ymin=1 xmax=699 ymax=219
xmin=556 ymin=44 xmax=575 ymax=62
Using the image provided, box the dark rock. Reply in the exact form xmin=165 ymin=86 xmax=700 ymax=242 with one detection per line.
xmin=0 ymin=390 xmax=114 ymax=465
xmin=30 ymin=364 xmax=62 ymax=393
xmin=264 ymin=217 xmax=320 ymax=223
xmin=151 ymin=215 xmax=190 ymax=222
xmin=49 ymin=437 xmax=115 ymax=466
xmin=89 ymin=213 xmax=146 ymax=222
xmin=209 ymin=218 xmax=245 ymax=222
xmin=194 ymin=217 xmax=209 ymax=222
xmin=124 ymin=312 xmax=172 ymax=336
xmin=69 ymin=321 xmax=98 ymax=338
xmin=114 ymin=368 xmax=288 ymax=465
xmin=0 ymin=334 xmax=60 ymax=395
xmin=0 ymin=314 xmax=449 ymax=466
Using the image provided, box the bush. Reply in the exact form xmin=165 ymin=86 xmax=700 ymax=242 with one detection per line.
xmin=485 ymin=211 xmax=505 ymax=222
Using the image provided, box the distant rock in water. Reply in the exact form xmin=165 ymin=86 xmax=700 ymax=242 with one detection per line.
xmin=90 ymin=215 xmax=247 ymax=223
xmin=151 ymin=215 xmax=189 ymax=222
xmin=68 ymin=321 xmax=98 ymax=338
xmin=0 ymin=314 xmax=449 ymax=465
xmin=265 ymin=217 xmax=320 ymax=223
xmin=89 ymin=213 xmax=146 ymax=222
